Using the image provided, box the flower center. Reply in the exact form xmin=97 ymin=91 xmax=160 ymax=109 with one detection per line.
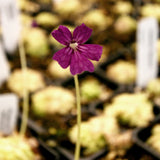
xmin=69 ymin=42 xmax=78 ymax=50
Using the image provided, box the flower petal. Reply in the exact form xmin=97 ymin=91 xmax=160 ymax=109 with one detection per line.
xmin=78 ymin=44 xmax=103 ymax=61
xmin=70 ymin=51 xmax=94 ymax=75
xmin=53 ymin=47 xmax=73 ymax=68
xmin=52 ymin=25 xmax=72 ymax=45
xmin=73 ymin=23 xmax=92 ymax=44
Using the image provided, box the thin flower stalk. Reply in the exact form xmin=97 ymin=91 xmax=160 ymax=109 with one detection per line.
xmin=19 ymin=38 xmax=29 ymax=137
xmin=74 ymin=75 xmax=81 ymax=160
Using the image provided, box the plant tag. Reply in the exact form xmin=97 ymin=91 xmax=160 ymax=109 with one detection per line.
xmin=136 ymin=17 xmax=159 ymax=87
xmin=0 ymin=43 xmax=10 ymax=86
xmin=0 ymin=94 xmax=18 ymax=135
xmin=0 ymin=0 xmax=21 ymax=53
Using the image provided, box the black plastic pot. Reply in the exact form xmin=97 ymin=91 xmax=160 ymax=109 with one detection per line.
xmin=38 ymin=138 xmax=60 ymax=160
xmin=132 ymin=116 xmax=160 ymax=160
xmin=18 ymin=114 xmax=60 ymax=160
xmin=56 ymin=146 xmax=108 ymax=160
xmin=24 ymin=98 xmax=109 ymax=160
xmin=29 ymin=113 xmax=109 ymax=160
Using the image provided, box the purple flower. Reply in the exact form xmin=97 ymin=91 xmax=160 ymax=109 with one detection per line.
xmin=51 ymin=23 xmax=103 ymax=75
xmin=31 ymin=20 xmax=38 ymax=27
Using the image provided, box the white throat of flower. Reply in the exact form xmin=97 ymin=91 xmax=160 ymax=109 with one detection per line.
xmin=69 ymin=42 xmax=78 ymax=50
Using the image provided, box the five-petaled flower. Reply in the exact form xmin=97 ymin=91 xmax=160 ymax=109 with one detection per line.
xmin=51 ymin=23 xmax=103 ymax=75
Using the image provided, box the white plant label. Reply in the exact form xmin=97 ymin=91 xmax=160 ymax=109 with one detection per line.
xmin=0 ymin=43 xmax=10 ymax=86
xmin=0 ymin=94 xmax=18 ymax=135
xmin=0 ymin=0 xmax=21 ymax=53
xmin=136 ymin=17 xmax=159 ymax=87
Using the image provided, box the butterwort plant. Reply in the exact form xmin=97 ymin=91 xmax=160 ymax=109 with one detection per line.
xmin=51 ymin=23 xmax=102 ymax=160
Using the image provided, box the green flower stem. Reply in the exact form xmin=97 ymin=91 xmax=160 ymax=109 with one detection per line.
xmin=19 ymin=38 xmax=29 ymax=137
xmin=74 ymin=75 xmax=81 ymax=160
